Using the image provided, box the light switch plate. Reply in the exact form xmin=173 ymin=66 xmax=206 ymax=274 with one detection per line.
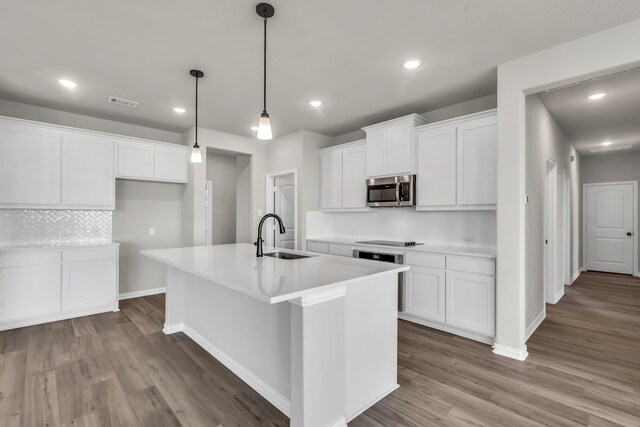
xmin=149 ymin=227 xmax=156 ymax=236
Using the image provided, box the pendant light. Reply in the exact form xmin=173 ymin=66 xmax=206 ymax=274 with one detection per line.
xmin=256 ymin=3 xmax=275 ymax=140
xmin=190 ymin=69 xmax=204 ymax=163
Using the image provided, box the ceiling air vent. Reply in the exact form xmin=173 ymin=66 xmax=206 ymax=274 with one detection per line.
xmin=107 ymin=96 xmax=139 ymax=108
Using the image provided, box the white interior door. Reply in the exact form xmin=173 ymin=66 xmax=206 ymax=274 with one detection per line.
xmin=544 ymin=160 xmax=557 ymax=303
xmin=274 ymin=177 xmax=295 ymax=249
xmin=586 ymin=183 xmax=635 ymax=274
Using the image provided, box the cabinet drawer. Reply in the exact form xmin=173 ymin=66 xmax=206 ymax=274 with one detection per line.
xmin=328 ymin=243 xmax=353 ymax=257
xmin=63 ymin=247 xmax=117 ymax=263
xmin=446 ymin=256 xmax=495 ymax=275
xmin=405 ymin=252 xmax=446 ymax=269
xmin=0 ymin=251 xmax=61 ymax=268
xmin=307 ymin=241 xmax=329 ymax=254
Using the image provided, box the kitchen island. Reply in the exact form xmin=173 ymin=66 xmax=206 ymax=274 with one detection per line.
xmin=142 ymin=243 xmax=408 ymax=427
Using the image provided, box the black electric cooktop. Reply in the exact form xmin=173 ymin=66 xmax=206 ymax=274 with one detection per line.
xmin=356 ymin=240 xmax=424 ymax=247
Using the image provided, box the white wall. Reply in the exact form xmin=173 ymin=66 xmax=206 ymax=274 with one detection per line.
xmin=525 ymin=95 xmax=581 ymax=334
xmin=581 ymin=151 xmax=640 ymax=271
xmin=307 ymin=210 xmax=496 ymax=248
xmin=266 ymin=130 xmax=333 ymax=249
xmin=182 ymin=127 xmax=267 ymax=247
xmin=236 ymin=155 xmax=252 ymax=243
xmin=0 ymin=99 xmax=182 ymax=144
xmin=496 ymin=19 xmax=640 ymax=359
xmin=113 ymin=180 xmax=184 ymax=294
xmin=206 ymin=150 xmax=238 ymax=245
xmin=331 ymin=94 xmax=497 ymax=145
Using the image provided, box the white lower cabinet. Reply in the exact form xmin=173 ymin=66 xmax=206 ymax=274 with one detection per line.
xmin=405 ymin=266 xmax=445 ymax=322
xmin=0 ymin=246 xmax=119 ymax=331
xmin=445 ymin=270 xmax=495 ymax=336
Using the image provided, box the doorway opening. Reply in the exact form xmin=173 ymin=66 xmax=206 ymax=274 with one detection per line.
xmin=205 ymin=148 xmax=251 ymax=246
xmin=266 ymin=170 xmax=297 ymax=250
xmin=563 ymin=171 xmax=572 ymax=286
xmin=544 ymin=157 xmax=558 ymax=304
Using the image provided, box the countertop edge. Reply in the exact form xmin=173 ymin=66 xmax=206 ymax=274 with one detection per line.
xmin=0 ymin=242 xmax=121 ymax=252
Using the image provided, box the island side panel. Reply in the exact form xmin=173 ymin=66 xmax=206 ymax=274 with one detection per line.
xmin=175 ymin=269 xmax=292 ymax=414
xmin=345 ymin=273 xmax=399 ymax=421
xmin=163 ymin=266 xmax=186 ymax=333
xmin=290 ymin=288 xmax=347 ymax=427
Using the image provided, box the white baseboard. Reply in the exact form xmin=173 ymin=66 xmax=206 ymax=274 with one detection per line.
xmin=552 ymin=288 xmax=565 ymax=304
xmin=492 ymin=343 xmax=529 ymax=361
xmin=162 ymin=323 xmax=184 ymax=334
xmin=119 ymin=286 xmax=165 ymax=300
xmin=328 ymin=416 xmax=348 ymax=427
xmin=525 ymin=310 xmax=545 ymax=341
xmin=181 ymin=324 xmax=291 ymax=417
xmin=398 ymin=313 xmax=494 ymax=345
xmin=0 ymin=303 xmax=115 ymax=332
xmin=569 ymin=270 xmax=581 ymax=285
xmin=580 ymin=266 xmax=587 ymax=272
xmin=346 ymin=384 xmax=398 ymax=423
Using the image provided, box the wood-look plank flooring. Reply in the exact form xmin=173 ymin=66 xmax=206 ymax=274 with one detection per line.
xmin=1 ymin=271 xmax=639 ymax=426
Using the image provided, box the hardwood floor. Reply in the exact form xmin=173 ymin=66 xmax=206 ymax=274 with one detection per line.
xmin=1 ymin=271 xmax=639 ymax=426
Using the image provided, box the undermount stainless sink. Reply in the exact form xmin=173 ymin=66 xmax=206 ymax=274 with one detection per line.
xmin=263 ymin=252 xmax=311 ymax=260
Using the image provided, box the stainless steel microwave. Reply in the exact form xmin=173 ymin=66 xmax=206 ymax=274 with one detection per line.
xmin=366 ymin=175 xmax=416 ymax=207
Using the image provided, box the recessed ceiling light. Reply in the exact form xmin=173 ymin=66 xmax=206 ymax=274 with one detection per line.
xmin=309 ymin=100 xmax=322 ymax=107
xmin=588 ymin=93 xmax=606 ymax=100
xmin=402 ymin=59 xmax=422 ymax=70
xmin=251 ymin=126 xmax=259 ymax=131
xmin=58 ymin=79 xmax=77 ymax=89
xmin=601 ymin=141 xmax=613 ymax=146
xmin=173 ymin=107 xmax=186 ymax=114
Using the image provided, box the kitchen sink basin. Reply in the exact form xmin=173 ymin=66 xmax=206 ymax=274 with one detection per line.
xmin=263 ymin=252 xmax=311 ymax=260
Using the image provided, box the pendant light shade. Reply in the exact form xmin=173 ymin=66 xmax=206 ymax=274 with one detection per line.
xmin=190 ymin=69 xmax=204 ymax=163
xmin=256 ymin=3 xmax=275 ymax=140
xmin=257 ymin=112 xmax=272 ymax=140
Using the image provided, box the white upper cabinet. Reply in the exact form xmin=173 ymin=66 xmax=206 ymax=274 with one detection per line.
xmin=62 ymin=132 xmax=114 ymax=208
xmin=320 ymin=140 xmax=368 ymax=211
xmin=117 ymin=140 xmax=155 ymax=180
xmin=116 ymin=139 xmax=189 ymax=183
xmin=363 ymin=114 xmax=428 ymax=178
xmin=416 ymin=125 xmax=457 ymax=208
xmin=154 ymin=144 xmax=189 ymax=182
xmin=456 ymin=116 xmax=497 ymax=206
xmin=416 ymin=110 xmax=497 ymax=211
xmin=0 ymin=120 xmax=62 ymax=206
xmin=320 ymin=148 xmax=343 ymax=210
xmin=341 ymin=143 xmax=367 ymax=209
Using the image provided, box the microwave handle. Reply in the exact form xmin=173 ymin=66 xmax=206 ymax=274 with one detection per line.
xmin=395 ymin=184 xmax=401 ymax=206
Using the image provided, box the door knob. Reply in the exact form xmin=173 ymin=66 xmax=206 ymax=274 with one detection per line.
xmin=627 ymin=232 xmax=634 ymax=237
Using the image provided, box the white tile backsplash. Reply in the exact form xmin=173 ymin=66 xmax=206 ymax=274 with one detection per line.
xmin=306 ymin=209 xmax=496 ymax=247
xmin=0 ymin=210 xmax=112 ymax=246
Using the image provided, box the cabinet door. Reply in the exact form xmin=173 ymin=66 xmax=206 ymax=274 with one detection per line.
xmin=405 ymin=266 xmax=445 ymax=322
xmin=62 ymin=260 xmax=117 ymax=310
xmin=365 ymin=128 xmax=387 ymax=177
xmin=117 ymin=140 xmax=155 ymax=179
xmin=416 ymin=126 xmax=457 ymax=207
xmin=0 ymin=121 xmax=61 ymax=205
xmin=456 ymin=116 xmax=497 ymax=206
xmin=0 ymin=264 xmax=61 ymax=322
xmin=341 ymin=143 xmax=367 ymax=209
xmin=62 ymin=132 xmax=114 ymax=208
xmin=155 ymin=145 xmax=188 ymax=182
xmin=386 ymin=122 xmax=413 ymax=175
xmin=320 ymin=150 xmax=343 ymax=209
xmin=445 ymin=270 xmax=495 ymax=335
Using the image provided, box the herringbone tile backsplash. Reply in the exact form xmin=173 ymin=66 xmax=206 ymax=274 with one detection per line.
xmin=0 ymin=210 xmax=112 ymax=246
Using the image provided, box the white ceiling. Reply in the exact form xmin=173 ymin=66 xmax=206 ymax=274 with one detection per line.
xmin=538 ymin=68 xmax=640 ymax=156
xmin=2 ymin=1 xmax=640 ymax=139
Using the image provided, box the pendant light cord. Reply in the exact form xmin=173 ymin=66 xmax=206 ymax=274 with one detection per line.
xmin=263 ymin=14 xmax=267 ymax=114
xmin=195 ymin=75 xmax=199 ymax=146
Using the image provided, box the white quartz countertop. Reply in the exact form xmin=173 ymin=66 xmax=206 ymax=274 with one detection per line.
xmin=307 ymin=237 xmax=496 ymax=258
xmin=0 ymin=241 xmax=120 ymax=252
xmin=142 ymin=243 xmax=408 ymax=304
